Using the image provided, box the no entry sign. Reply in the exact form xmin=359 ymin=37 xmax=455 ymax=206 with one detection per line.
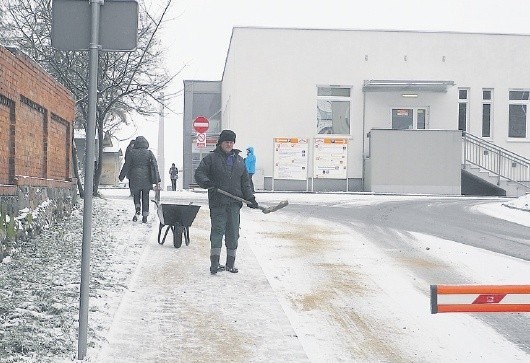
xmin=193 ymin=116 xmax=209 ymax=133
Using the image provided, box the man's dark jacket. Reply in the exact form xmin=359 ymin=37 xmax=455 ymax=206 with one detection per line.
xmin=194 ymin=146 xmax=253 ymax=207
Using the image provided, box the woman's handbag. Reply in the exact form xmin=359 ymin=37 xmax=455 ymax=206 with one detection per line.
xmin=148 ymin=152 xmax=158 ymax=184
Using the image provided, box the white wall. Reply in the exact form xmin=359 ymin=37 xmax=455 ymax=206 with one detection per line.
xmin=222 ymin=28 xmax=530 ymax=187
xmin=365 ymin=129 xmax=462 ymax=195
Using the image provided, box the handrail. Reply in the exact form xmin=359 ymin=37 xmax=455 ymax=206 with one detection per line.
xmin=462 ymin=131 xmax=530 ymax=192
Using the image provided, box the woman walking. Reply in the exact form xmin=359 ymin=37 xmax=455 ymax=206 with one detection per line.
xmin=119 ymin=136 xmax=160 ymax=223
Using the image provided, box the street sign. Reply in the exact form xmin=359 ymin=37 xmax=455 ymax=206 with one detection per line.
xmin=52 ymin=0 xmax=138 ymax=51
xmin=196 ymin=133 xmax=207 ymax=148
xmin=193 ymin=116 xmax=209 ymax=134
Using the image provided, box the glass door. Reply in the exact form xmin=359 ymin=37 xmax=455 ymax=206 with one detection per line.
xmin=391 ymin=108 xmax=428 ymax=129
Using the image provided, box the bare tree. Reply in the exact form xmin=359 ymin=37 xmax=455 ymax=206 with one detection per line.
xmin=1 ymin=0 xmax=179 ymax=196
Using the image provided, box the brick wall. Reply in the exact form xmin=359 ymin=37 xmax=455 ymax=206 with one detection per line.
xmin=0 ymin=45 xmax=75 ymax=188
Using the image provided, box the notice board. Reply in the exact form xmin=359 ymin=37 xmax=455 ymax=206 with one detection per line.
xmin=273 ymin=138 xmax=309 ymax=180
xmin=313 ymin=138 xmax=348 ymax=178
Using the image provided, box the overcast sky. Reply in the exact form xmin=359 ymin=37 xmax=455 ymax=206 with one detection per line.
xmin=162 ymin=0 xmax=530 ymax=93
xmin=130 ymin=0 xmax=530 ymax=185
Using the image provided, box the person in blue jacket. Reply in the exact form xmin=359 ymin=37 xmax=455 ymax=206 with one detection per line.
xmin=245 ymin=146 xmax=256 ymax=192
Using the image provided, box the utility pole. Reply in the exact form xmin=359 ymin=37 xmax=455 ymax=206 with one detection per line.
xmin=158 ymin=92 xmax=165 ymax=190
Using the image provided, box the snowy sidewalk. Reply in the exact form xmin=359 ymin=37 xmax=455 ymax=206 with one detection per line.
xmin=90 ymin=190 xmax=529 ymax=362
xmin=96 ymin=204 xmax=309 ymax=362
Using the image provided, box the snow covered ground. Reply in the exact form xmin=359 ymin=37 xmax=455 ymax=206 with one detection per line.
xmin=1 ymin=189 xmax=529 ymax=362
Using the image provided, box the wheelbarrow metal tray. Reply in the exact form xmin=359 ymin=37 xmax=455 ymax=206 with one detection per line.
xmin=158 ymin=204 xmax=200 ymax=227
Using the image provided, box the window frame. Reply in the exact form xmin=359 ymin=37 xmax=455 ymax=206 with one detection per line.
xmin=389 ymin=107 xmax=429 ymax=130
xmin=458 ymin=88 xmax=469 ymax=132
xmin=316 ymin=86 xmax=352 ymax=135
xmin=508 ymin=89 xmax=530 ymax=139
xmin=481 ymin=88 xmax=493 ymax=139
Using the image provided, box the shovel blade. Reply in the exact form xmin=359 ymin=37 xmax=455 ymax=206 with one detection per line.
xmin=261 ymin=200 xmax=289 ymax=214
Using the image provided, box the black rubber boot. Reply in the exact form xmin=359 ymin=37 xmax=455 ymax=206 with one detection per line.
xmin=225 ymin=256 xmax=238 ymax=273
xmin=210 ymin=255 xmax=220 ymax=275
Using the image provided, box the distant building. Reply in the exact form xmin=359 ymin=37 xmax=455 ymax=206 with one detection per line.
xmin=73 ymin=131 xmax=123 ymax=186
xmin=183 ymin=27 xmax=530 ymax=196
xmin=182 ymin=80 xmax=221 ymax=189
xmin=100 ymin=133 xmax=123 ymax=186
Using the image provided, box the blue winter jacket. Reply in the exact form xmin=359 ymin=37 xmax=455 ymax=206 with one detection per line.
xmin=245 ymin=147 xmax=256 ymax=174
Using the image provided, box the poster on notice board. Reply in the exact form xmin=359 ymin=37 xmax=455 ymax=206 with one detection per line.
xmin=273 ymin=137 xmax=309 ymax=180
xmin=313 ymin=138 xmax=348 ymax=179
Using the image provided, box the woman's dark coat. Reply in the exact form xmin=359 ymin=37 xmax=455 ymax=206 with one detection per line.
xmin=194 ymin=146 xmax=253 ymax=207
xmin=119 ymin=136 xmax=160 ymax=193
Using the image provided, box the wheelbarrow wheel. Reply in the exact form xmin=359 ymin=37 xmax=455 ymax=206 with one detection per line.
xmin=173 ymin=224 xmax=184 ymax=248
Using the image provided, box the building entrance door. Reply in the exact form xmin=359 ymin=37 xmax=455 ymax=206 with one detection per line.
xmin=391 ymin=107 xmax=428 ymax=129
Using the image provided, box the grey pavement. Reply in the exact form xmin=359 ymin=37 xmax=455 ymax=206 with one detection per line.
xmin=96 ymin=207 xmax=309 ymax=362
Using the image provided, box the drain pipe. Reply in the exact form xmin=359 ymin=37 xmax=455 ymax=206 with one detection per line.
xmin=361 ymin=86 xmax=366 ymax=192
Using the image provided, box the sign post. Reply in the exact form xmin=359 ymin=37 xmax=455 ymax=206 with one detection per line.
xmin=52 ymin=0 xmax=138 ymax=360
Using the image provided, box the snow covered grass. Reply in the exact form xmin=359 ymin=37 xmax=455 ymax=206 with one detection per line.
xmin=0 ymin=193 xmax=154 ymax=362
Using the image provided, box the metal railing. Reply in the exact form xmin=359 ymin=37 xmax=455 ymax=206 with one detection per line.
xmin=462 ymin=132 xmax=530 ymax=191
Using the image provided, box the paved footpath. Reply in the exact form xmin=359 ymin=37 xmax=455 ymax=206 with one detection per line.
xmin=96 ymin=206 xmax=309 ymax=362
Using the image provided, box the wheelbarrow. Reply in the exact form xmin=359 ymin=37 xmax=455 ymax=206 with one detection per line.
xmin=155 ymin=203 xmax=201 ymax=248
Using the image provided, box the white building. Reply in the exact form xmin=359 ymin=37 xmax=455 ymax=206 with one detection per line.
xmin=187 ymin=27 xmax=530 ymax=196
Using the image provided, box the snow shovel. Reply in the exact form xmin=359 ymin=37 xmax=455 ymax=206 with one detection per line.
xmin=216 ymin=188 xmax=288 ymax=214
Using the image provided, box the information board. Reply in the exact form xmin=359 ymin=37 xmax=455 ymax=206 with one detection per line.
xmin=273 ymin=138 xmax=309 ymax=180
xmin=313 ymin=138 xmax=348 ymax=179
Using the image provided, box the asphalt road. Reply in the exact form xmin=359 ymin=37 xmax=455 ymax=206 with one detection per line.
xmin=285 ymin=197 xmax=530 ymax=260
xmin=283 ymin=197 xmax=530 ymax=354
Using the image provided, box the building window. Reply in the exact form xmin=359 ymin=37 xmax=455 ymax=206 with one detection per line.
xmin=458 ymin=88 xmax=469 ymax=131
xmin=482 ymin=89 xmax=492 ymax=138
xmin=508 ymin=90 xmax=529 ymax=138
xmin=417 ymin=108 xmax=426 ymax=129
xmin=390 ymin=108 xmax=428 ymax=129
xmin=316 ymin=87 xmax=350 ymax=134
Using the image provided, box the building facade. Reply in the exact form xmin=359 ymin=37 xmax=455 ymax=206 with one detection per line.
xmin=185 ymin=27 xmax=530 ymax=194
xmin=182 ymin=80 xmax=221 ymax=189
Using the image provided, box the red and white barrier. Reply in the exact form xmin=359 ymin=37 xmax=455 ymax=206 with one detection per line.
xmin=430 ymin=285 xmax=530 ymax=313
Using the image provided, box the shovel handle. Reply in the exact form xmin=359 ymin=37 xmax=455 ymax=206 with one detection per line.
xmin=215 ymin=188 xmax=252 ymax=205
xmin=216 ymin=188 xmax=265 ymax=212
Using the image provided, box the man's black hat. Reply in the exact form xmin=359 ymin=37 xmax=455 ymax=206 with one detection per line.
xmin=217 ymin=129 xmax=236 ymax=145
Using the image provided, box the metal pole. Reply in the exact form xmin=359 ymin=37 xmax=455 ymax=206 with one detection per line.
xmin=78 ymin=0 xmax=102 ymax=359
xmin=497 ymin=150 xmax=502 ymax=185
xmin=158 ymin=92 xmax=165 ymax=190
xmin=361 ymin=87 xmax=366 ymax=191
